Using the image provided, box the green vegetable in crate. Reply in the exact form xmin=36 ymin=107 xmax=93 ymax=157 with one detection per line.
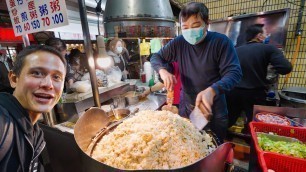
xmin=257 ymin=134 xmax=306 ymax=159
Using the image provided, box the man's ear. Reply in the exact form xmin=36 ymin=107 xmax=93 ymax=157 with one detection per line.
xmin=8 ymin=71 xmax=18 ymax=88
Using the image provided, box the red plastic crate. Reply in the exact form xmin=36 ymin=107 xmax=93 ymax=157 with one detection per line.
xmin=249 ymin=122 xmax=306 ymax=172
xmin=260 ymin=152 xmax=306 ymax=172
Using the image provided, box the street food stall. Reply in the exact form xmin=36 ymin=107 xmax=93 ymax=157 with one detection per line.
xmin=3 ymin=0 xmax=306 ymax=171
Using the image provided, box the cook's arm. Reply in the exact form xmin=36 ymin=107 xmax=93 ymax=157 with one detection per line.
xmin=141 ymin=82 xmax=165 ymax=98
xmin=196 ymin=37 xmax=242 ymax=114
xmin=150 ymin=39 xmax=178 ymax=90
xmin=267 ymin=45 xmax=292 ymax=75
xmin=210 ymin=37 xmax=242 ymax=95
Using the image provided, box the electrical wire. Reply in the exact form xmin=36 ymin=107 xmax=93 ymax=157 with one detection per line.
xmin=261 ymin=0 xmax=269 ymax=11
xmin=262 ymin=0 xmax=305 ymax=11
xmin=285 ymin=0 xmax=305 ymax=7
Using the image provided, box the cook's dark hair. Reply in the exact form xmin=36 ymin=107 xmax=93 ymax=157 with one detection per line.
xmin=12 ymin=45 xmax=67 ymax=76
xmin=246 ymin=24 xmax=264 ymax=41
xmin=45 ymin=37 xmax=67 ymax=52
xmin=179 ymin=2 xmax=209 ymax=24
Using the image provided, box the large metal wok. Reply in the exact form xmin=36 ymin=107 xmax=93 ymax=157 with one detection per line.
xmin=74 ymin=107 xmax=234 ymax=172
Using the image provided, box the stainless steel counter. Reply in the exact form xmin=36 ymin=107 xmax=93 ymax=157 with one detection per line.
xmin=55 ymin=90 xmax=166 ymax=134
xmin=127 ymin=93 xmax=166 ymax=112
xmin=61 ymin=82 xmax=131 ymax=117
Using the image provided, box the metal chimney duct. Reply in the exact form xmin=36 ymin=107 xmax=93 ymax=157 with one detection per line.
xmin=103 ymin=0 xmax=175 ymax=38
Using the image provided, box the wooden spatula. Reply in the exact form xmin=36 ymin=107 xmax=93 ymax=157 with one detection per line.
xmin=161 ymin=90 xmax=178 ymax=114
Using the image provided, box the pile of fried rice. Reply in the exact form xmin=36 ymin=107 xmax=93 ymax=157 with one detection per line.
xmin=91 ymin=110 xmax=215 ymax=170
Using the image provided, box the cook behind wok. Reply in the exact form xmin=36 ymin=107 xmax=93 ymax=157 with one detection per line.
xmin=150 ymin=2 xmax=242 ymax=141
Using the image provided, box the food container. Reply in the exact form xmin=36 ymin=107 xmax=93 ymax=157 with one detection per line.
xmin=124 ymin=91 xmax=140 ymax=105
xmin=74 ymin=107 xmax=234 ymax=172
xmin=279 ymin=87 xmax=306 ymax=108
xmin=112 ymin=95 xmax=126 ymax=108
xmin=107 ymin=108 xmax=130 ymax=121
xmin=292 ymin=118 xmax=306 ymax=127
xmin=250 ymin=122 xmax=306 ymax=172
xmin=254 ymin=112 xmax=291 ymax=126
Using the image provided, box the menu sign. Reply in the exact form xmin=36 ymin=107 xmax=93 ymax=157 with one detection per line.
xmin=6 ymin=0 xmax=69 ymax=36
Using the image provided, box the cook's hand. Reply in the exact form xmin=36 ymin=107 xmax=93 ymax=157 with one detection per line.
xmin=159 ymin=68 xmax=177 ymax=91
xmin=195 ymin=87 xmax=216 ymax=114
xmin=140 ymin=88 xmax=150 ymax=98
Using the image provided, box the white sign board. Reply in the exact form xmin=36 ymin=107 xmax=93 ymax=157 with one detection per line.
xmin=6 ymin=0 xmax=69 ymax=36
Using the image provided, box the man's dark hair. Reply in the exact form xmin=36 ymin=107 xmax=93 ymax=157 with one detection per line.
xmin=12 ymin=45 xmax=67 ymax=76
xmin=245 ymin=24 xmax=264 ymax=42
xmin=179 ymin=2 xmax=209 ymax=25
xmin=45 ymin=38 xmax=67 ymax=52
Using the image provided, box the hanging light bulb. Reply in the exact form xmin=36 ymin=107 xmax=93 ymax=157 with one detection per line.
xmin=96 ymin=35 xmax=113 ymax=69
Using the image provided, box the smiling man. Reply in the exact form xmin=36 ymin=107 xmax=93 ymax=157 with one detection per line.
xmin=0 ymin=45 xmax=66 ymax=171
xmin=150 ymin=2 xmax=242 ymax=141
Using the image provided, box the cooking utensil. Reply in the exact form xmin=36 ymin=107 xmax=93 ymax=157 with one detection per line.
xmin=190 ymin=106 xmax=209 ymax=130
xmin=74 ymin=107 xmax=111 ymax=152
xmin=112 ymin=95 xmax=126 ymax=108
xmin=189 ymin=104 xmax=212 ymax=130
xmin=107 ymin=108 xmax=130 ymax=121
xmin=166 ymin=90 xmax=174 ymax=107
xmin=125 ymin=91 xmax=140 ymax=105
xmin=161 ymin=90 xmax=179 ymax=114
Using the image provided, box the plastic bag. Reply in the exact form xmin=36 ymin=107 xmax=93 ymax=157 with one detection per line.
xmin=106 ymin=66 xmax=122 ymax=84
xmin=71 ymin=80 xmax=91 ymax=93
xmin=81 ymin=69 xmax=105 ymax=81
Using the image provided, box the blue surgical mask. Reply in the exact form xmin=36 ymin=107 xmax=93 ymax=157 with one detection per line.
xmin=182 ymin=26 xmax=206 ymax=45
xmin=116 ymin=47 xmax=123 ymax=53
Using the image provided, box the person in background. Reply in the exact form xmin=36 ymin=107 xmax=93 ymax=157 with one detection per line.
xmin=226 ymin=24 xmax=292 ymax=132
xmin=0 ymin=51 xmax=14 ymax=94
xmin=0 ymin=45 xmax=66 ymax=171
xmin=65 ymin=48 xmax=86 ymax=92
xmin=107 ymin=38 xmax=129 ymax=79
xmin=150 ymin=2 xmax=242 ymax=141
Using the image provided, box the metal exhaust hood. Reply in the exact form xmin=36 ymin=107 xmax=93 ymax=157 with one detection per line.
xmin=103 ymin=0 xmax=175 ymax=38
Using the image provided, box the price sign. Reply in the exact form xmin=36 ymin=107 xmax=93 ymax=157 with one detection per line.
xmin=6 ymin=0 xmax=69 ymax=36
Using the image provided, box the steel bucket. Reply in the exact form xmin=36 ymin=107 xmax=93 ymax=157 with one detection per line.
xmin=74 ymin=107 xmax=234 ymax=172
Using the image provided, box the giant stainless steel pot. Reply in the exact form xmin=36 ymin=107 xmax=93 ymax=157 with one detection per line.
xmin=74 ymin=107 xmax=234 ymax=172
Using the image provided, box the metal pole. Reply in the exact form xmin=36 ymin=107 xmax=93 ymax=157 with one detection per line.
xmin=138 ymin=38 xmax=142 ymax=70
xmin=22 ymin=34 xmax=30 ymax=47
xmin=295 ymin=0 xmax=305 ymax=36
xmin=78 ymin=0 xmax=101 ymax=107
